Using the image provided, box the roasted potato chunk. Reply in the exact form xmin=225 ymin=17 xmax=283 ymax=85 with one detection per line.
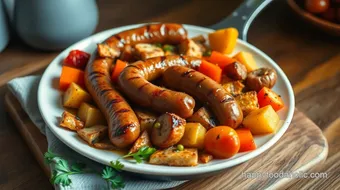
xmin=179 ymin=123 xmax=206 ymax=149
xmin=199 ymin=153 xmax=213 ymax=164
xmin=129 ymin=131 xmax=152 ymax=154
xmin=60 ymin=111 xmax=84 ymax=131
xmin=134 ymin=109 xmax=157 ymax=132
xmin=179 ymin=39 xmax=202 ymax=58
xmin=63 ymin=82 xmax=91 ymax=108
xmin=222 ymin=80 xmax=245 ymax=96
xmin=149 ymin=147 xmax=198 ymax=166
xmin=93 ymin=138 xmax=116 ymax=150
xmin=235 ymin=91 xmax=259 ymax=116
xmin=78 ymin=103 xmax=106 ymax=127
xmin=134 ymin=43 xmax=164 ymax=60
xmin=187 ymin=107 xmax=217 ymax=130
xmin=77 ymin=125 xmax=108 ymax=145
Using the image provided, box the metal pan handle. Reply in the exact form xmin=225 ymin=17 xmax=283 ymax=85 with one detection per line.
xmin=209 ymin=0 xmax=273 ymax=41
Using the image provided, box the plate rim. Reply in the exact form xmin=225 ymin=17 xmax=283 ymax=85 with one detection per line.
xmin=38 ymin=23 xmax=295 ymax=176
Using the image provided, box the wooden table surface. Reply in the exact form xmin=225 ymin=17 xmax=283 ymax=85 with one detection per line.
xmin=0 ymin=0 xmax=339 ymax=189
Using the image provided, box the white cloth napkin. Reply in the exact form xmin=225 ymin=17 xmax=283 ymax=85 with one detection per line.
xmin=7 ymin=75 xmax=186 ymax=190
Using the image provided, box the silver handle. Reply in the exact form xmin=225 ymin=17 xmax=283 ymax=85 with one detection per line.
xmin=210 ymin=0 xmax=273 ymax=41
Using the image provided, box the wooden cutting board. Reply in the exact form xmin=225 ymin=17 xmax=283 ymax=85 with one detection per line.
xmin=4 ymin=92 xmax=328 ymax=190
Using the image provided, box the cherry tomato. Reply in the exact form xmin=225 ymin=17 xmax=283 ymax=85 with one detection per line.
xmin=305 ymin=0 xmax=330 ymax=13
xmin=64 ymin=50 xmax=90 ymax=69
xmin=204 ymin=126 xmax=240 ymax=159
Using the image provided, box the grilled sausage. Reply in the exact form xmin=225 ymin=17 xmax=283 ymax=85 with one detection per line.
xmin=118 ymin=55 xmax=202 ymax=118
xmin=163 ymin=66 xmax=243 ymax=128
xmin=85 ymin=24 xmax=188 ymax=148
xmin=187 ymin=107 xmax=217 ymax=130
xmin=151 ymin=112 xmax=186 ymax=148
xmin=224 ymin=61 xmax=247 ymax=80
xmin=97 ymin=23 xmax=187 ymax=58
xmin=246 ymin=68 xmax=277 ymax=91
xmin=85 ymin=58 xmax=140 ymax=148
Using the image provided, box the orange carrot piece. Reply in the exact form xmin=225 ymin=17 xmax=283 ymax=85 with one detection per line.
xmin=111 ymin=59 xmax=128 ymax=82
xmin=257 ymin=87 xmax=284 ymax=111
xmin=59 ymin=66 xmax=85 ymax=91
xmin=209 ymin=51 xmax=236 ymax=70
xmin=198 ymin=60 xmax=222 ymax=83
xmin=236 ymin=128 xmax=256 ymax=152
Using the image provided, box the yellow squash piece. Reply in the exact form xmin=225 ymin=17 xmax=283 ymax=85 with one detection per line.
xmin=233 ymin=52 xmax=257 ymax=72
xmin=242 ymin=105 xmax=280 ymax=135
xmin=63 ymin=82 xmax=91 ymax=108
xmin=179 ymin=123 xmax=207 ymax=149
xmin=78 ymin=103 xmax=106 ymax=127
xmin=208 ymin=27 xmax=238 ymax=54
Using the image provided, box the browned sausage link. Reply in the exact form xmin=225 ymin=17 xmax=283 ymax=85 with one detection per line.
xmin=163 ymin=66 xmax=243 ymax=128
xmin=118 ymin=55 xmax=202 ymax=118
xmin=98 ymin=23 xmax=187 ymax=58
xmin=85 ymin=58 xmax=140 ymax=148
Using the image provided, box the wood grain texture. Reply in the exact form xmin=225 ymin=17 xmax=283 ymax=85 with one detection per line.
xmin=4 ymin=92 xmax=327 ymax=190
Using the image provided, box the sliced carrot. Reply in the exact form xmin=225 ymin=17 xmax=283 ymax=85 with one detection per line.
xmin=235 ymin=128 xmax=256 ymax=152
xmin=59 ymin=66 xmax=85 ymax=91
xmin=198 ymin=60 xmax=222 ymax=83
xmin=209 ymin=51 xmax=235 ymax=70
xmin=257 ymin=87 xmax=284 ymax=111
xmin=111 ymin=59 xmax=128 ymax=82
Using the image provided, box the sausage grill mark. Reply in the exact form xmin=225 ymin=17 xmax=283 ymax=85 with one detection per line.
xmin=181 ymin=70 xmax=195 ymax=77
xmin=138 ymin=83 xmax=150 ymax=91
xmin=114 ymin=123 xmax=135 ymax=137
xmin=127 ymin=76 xmax=141 ymax=80
xmin=152 ymin=89 xmax=166 ymax=97
xmin=115 ymin=108 xmax=130 ymax=114
xmin=100 ymin=89 xmax=113 ymax=96
xmin=196 ymin=78 xmax=206 ymax=88
xmin=220 ymin=96 xmax=233 ymax=103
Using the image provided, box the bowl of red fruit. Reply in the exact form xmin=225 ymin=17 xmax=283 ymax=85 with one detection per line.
xmin=288 ymin=0 xmax=340 ymax=36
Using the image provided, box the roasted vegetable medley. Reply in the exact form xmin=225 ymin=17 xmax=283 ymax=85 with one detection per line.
xmin=57 ymin=23 xmax=285 ymax=167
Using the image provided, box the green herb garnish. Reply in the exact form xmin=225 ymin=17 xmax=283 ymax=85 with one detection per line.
xmin=154 ymin=43 xmax=162 ymax=48
xmin=44 ymin=149 xmax=125 ymax=189
xmin=123 ymin=146 xmax=156 ymax=163
xmin=163 ymin=44 xmax=175 ymax=52
xmin=203 ymin=50 xmax=212 ymax=57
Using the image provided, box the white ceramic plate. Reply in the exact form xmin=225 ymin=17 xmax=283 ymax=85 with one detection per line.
xmin=38 ymin=24 xmax=295 ymax=178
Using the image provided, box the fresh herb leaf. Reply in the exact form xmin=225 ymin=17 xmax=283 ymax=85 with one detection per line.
xmin=109 ymin=175 xmax=125 ymax=189
xmin=163 ymin=44 xmax=175 ymax=52
xmin=51 ymin=171 xmax=72 ymax=186
xmin=110 ymin=160 xmax=124 ymax=172
xmin=154 ymin=43 xmax=162 ymax=48
xmin=71 ymin=163 xmax=86 ymax=172
xmin=44 ymin=149 xmax=59 ymax=164
xmin=45 ymin=150 xmax=125 ymax=189
xmin=102 ymin=164 xmax=125 ymax=189
xmin=123 ymin=146 xmax=156 ymax=163
xmin=55 ymin=159 xmax=71 ymax=173
xmin=102 ymin=166 xmax=116 ymax=179
xmin=203 ymin=50 xmax=212 ymax=57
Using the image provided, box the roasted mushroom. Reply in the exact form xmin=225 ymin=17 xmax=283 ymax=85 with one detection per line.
xmin=151 ymin=112 xmax=186 ymax=148
xmin=246 ymin=68 xmax=277 ymax=91
xmin=224 ymin=62 xmax=247 ymax=80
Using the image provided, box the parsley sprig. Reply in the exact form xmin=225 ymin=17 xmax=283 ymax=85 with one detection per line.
xmin=44 ymin=150 xmax=125 ymax=189
xmin=44 ymin=146 xmax=156 ymax=188
xmin=122 ymin=146 xmax=156 ymax=163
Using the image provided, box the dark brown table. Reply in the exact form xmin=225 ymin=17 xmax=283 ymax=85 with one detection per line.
xmin=0 ymin=0 xmax=339 ymax=189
